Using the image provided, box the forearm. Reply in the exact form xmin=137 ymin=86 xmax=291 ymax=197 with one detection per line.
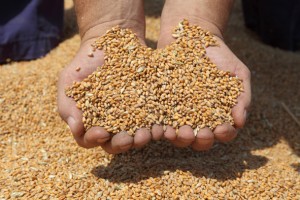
xmin=163 ymin=0 xmax=234 ymax=38
xmin=74 ymin=0 xmax=145 ymax=41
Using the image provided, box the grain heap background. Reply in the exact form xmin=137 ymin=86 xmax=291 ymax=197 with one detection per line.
xmin=0 ymin=0 xmax=299 ymax=199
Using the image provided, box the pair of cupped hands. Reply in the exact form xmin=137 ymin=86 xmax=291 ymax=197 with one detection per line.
xmin=57 ymin=18 xmax=251 ymax=154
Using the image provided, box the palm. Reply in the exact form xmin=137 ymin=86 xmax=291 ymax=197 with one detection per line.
xmin=58 ymin=39 xmax=155 ymax=154
xmin=58 ymin=41 xmax=105 ymax=147
xmin=206 ymin=37 xmax=251 ymax=128
xmin=157 ymin=33 xmax=251 ymax=149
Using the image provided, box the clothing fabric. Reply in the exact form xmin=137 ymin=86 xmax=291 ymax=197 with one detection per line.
xmin=0 ymin=0 xmax=64 ymax=63
xmin=242 ymin=0 xmax=300 ymax=51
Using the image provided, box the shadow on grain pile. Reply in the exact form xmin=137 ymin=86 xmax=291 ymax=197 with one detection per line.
xmin=92 ymin=103 xmax=298 ymax=182
xmin=233 ymin=1 xmax=300 ymax=158
xmin=230 ymin=27 xmax=300 ymax=159
xmin=91 ymin=133 xmax=268 ymax=183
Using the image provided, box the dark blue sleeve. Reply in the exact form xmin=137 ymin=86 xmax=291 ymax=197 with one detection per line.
xmin=0 ymin=0 xmax=64 ymax=63
xmin=242 ymin=0 xmax=300 ymax=51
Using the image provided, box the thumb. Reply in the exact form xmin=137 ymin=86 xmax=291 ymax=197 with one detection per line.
xmin=57 ymin=69 xmax=85 ymax=138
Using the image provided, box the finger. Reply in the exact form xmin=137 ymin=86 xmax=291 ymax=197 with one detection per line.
xmin=81 ymin=127 xmax=111 ymax=147
xmin=133 ymin=128 xmax=152 ymax=148
xmin=232 ymin=94 xmax=248 ymax=128
xmin=101 ymin=131 xmax=133 ymax=154
xmin=163 ymin=125 xmax=177 ymax=141
xmin=172 ymin=125 xmax=195 ymax=147
xmin=57 ymin=44 xmax=105 ymax=144
xmin=57 ymin=70 xmax=85 ymax=139
xmin=157 ymin=35 xmax=174 ymax=49
xmin=203 ymin=38 xmax=252 ymax=128
xmin=157 ymin=19 xmax=175 ymax=49
xmin=213 ymin=123 xmax=237 ymax=143
xmin=151 ymin=124 xmax=164 ymax=140
xmin=232 ymin=66 xmax=251 ymax=128
xmin=191 ymin=127 xmax=214 ymax=151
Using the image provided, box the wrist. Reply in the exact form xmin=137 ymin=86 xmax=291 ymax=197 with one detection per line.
xmin=74 ymin=0 xmax=145 ymax=44
xmin=162 ymin=0 xmax=234 ymax=38
xmin=80 ymin=19 xmax=145 ymax=45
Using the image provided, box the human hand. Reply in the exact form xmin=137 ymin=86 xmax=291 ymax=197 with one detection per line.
xmin=58 ymin=0 xmax=159 ymax=154
xmin=156 ymin=0 xmax=251 ymax=150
